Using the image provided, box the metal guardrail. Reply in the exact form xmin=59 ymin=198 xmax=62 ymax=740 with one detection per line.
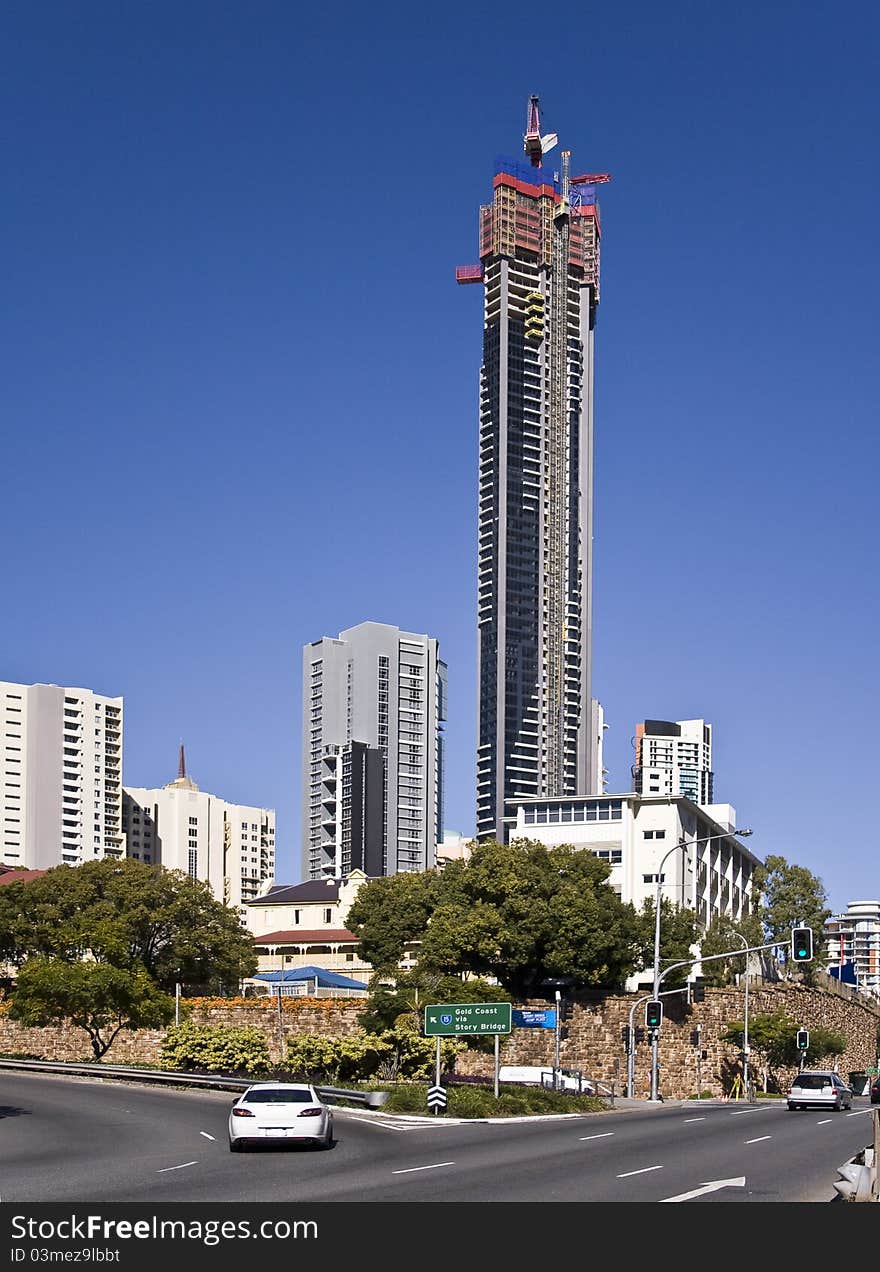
xmin=833 ymin=1108 xmax=879 ymax=1201
xmin=0 ymin=1056 xmax=389 ymax=1108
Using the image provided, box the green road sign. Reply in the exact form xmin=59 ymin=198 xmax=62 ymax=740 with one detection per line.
xmin=424 ymin=1002 xmax=512 ymax=1036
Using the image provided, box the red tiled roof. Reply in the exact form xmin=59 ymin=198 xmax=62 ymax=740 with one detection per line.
xmin=252 ymin=928 xmax=358 ymax=945
xmin=0 ymin=869 xmax=46 ymax=886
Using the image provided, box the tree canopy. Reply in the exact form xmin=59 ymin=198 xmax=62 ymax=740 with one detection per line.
xmin=752 ymin=855 xmax=831 ymax=965
xmin=631 ymin=897 xmax=700 ymax=989
xmin=8 ymin=956 xmax=175 ymax=1059
xmin=344 ymin=868 xmax=442 ymax=973
xmin=414 ymin=839 xmax=642 ymax=996
xmin=723 ymin=1009 xmax=845 ymax=1081
xmin=0 ymin=858 xmax=257 ymax=991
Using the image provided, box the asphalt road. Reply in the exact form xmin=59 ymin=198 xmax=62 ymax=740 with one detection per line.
xmin=1 ymin=1072 xmax=874 ymax=1204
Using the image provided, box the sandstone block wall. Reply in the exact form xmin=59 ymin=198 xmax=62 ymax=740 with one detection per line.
xmin=1 ymin=978 xmax=876 ymax=1097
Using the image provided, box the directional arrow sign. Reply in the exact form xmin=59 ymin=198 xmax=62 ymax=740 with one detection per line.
xmin=659 ymin=1176 xmax=746 ymax=1203
xmin=427 ymin=1085 xmax=448 ymax=1111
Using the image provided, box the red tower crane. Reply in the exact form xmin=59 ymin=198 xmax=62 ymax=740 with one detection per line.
xmin=523 ymin=94 xmax=558 ymax=168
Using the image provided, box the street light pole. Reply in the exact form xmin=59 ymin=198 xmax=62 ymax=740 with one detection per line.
xmin=649 ymin=827 xmax=753 ymax=1102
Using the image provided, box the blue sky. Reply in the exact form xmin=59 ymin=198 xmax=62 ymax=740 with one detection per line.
xmin=3 ymin=1 xmax=878 ymax=913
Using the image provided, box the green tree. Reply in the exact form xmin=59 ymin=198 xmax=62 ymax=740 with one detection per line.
xmin=698 ymin=912 xmax=765 ymax=986
xmin=632 ymin=897 xmax=700 ymax=989
xmin=345 ymin=869 xmax=442 ymax=973
xmin=752 ymin=855 xmax=831 ymax=969
xmin=0 ymin=858 xmax=257 ymax=991
xmin=417 ymin=840 xmax=641 ymax=996
xmin=8 ymin=957 xmax=175 ymax=1060
xmin=722 ymin=1009 xmax=845 ymax=1086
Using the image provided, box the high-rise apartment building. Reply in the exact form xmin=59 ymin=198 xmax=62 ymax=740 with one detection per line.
xmin=824 ymin=901 xmax=880 ymax=999
xmin=123 ymin=747 xmax=275 ymax=920
xmin=458 ymin=99 xmax=606 ymax=840
xmin=0 ymin=681 xmax=124 ymax=870
xmin=633 ymin=719 xmax=714 ymax=805
xmin=302 ymin=622 xmax=447 ymax=879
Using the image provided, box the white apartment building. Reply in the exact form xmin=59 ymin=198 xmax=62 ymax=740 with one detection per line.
xmin=1 ymin=681 xmax=124 ymax=870
xmin=123 ymin=747 xmax=275 ymax=921
xmin=633 ymin=719 xmax=714 ymax=805
xmin=302 ymin=622 xmax=447 ymax=879
xmin=825 ymin=901 xmax=880 ymax=999
xmin=509 ymin=792 xmax=758 ymax=930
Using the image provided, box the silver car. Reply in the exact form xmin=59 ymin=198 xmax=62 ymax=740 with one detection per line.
xmin=228 ymin=1083 xmax=334 ymax=1151
xmin=787 ymin=1070 xmax=853 ymax=1111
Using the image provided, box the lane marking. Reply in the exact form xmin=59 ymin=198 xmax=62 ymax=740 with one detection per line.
xmin=157 ymin=1161 xmax=197 ymax=1173
xmin=661 ymin=1176 xmax=746 ymax=1203
xmin=729 ymin=1109 xmax=761 ymax=1116
xmin=199 ymin=1132 xmax=215 ymax=1141
xmin=816 ymin=1119 xmax=833 ymax=1125
xmin=846 ymin=1110 xmax=871 ymax=1117
xmin=578 ymin=1132 xmax=615 ymax=1141
xmin=683 ymin=1117 xmax=706 ymax=1123
xmin=392 ymin=1161 xmax=455 ymax=1175
xmin=617 ymin=1165 xmax=663 ymax=1178
xmin=744 ymin=1136 xmax=771 ymax=1144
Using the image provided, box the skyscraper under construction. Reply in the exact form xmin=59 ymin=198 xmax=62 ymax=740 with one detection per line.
xmin=458 ymin=97 xmax=607 ymax=841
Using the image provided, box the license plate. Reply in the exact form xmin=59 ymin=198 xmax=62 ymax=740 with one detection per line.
xmin=265 ymin=1128 xmax=289 ymax=1137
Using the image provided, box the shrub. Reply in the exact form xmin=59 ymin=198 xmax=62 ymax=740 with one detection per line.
xmin=159 ymin=1022 xmax=270 ymax=1075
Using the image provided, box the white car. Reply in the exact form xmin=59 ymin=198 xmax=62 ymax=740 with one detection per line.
xmin=787 ymin=1070 xmax=853 ymax=1111
xmin=228 ymin=1083 xmax=334 ymax=1151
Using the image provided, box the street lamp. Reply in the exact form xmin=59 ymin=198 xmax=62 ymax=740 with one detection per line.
xmin=649 ymin=827 xmax=753 ymax=1102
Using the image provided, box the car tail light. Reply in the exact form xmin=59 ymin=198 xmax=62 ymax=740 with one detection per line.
xmin=232 ymin=1107 xmax=255 ymax=1117
xmin=297 ymin=1107 xmax=323 ymax=1118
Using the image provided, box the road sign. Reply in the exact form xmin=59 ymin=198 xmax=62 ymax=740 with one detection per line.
xmin=424 ymin=1002 xmax=512 ymax=1036
xmin=512 ymin=1008 xmax=557 ymax=1029
xmin=427 ymin=1084 xmax=447 ymax=1111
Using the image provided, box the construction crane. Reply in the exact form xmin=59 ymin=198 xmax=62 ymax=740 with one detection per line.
xmin=570 ymin=172 xmax=612 ymax=186
xmin=523 ymin=94 xmax=558 ymax=168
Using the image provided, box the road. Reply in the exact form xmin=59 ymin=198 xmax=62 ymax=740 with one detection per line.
xmin=1 ymin=1072 xmax=873 ymax=1203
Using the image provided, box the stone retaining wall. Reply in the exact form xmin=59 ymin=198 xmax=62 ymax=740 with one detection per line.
xmin=1 ymin=977 xmax=877 ymax=1096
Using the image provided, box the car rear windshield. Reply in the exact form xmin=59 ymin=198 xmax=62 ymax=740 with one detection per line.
xmin=793 ymin=1075 xmax=832 ymax=1090
xmin=243 ymin=1089 xmax=315 ymax=1103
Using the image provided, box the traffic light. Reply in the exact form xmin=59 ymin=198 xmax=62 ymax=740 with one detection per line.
xmin=690 ymin=1028 xmax=701 ymax=1047
xmin=560 ymin=999 xmax=573 ymax=1021
xmin=621 ymin=1025 xmax=632 ymax=1049
xmin=645 ymin=1000 xmax=663 ymax=1029
xmin=690 ymin=978 xmax=705 ymax=1004
xmin=791 ymin=927 xmax=813 ymax=962
xmin=634 ymin=1026 xmax=646 ymax=1045
xmin=796 ymin=1028 xmax=810 ymax=1051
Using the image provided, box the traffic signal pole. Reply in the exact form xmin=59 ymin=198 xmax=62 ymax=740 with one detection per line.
xmin=649 ymin=937 xmax=800 ymax=1103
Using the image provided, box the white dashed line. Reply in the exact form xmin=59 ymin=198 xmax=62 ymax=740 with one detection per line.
xmin=729 ymin=1109 xmax=761 ymax=1115
xmin=744 ymin=1136 xmax=772 ymax=1144
xmin=157 ymin=1161 xmax=197 ymax=1173
xmin=618 ymin=1165 xmax=663 ymax=1178
xmin=578 ymin=1132 xmax=615 ymax=1141
xmin=683 ymin=1117 xmax=706 ymax=1123
xmin=199 ymin=1132 xmax=215 ymax=1141
xmin=816 ymin=1119 xmax=833 ymax=1125
xmin=392 ymin=1161 xmax=455 ymax=1175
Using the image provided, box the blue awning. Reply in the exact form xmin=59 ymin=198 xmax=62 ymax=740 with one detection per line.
xmin=252 ymin=964 xmax=368 ymax=990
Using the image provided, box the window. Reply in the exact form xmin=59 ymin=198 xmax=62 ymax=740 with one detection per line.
xmin=644 ymin=830 xmax=655 ymax=839
xmin=323 ymin=908 xmax=332 ymax=924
